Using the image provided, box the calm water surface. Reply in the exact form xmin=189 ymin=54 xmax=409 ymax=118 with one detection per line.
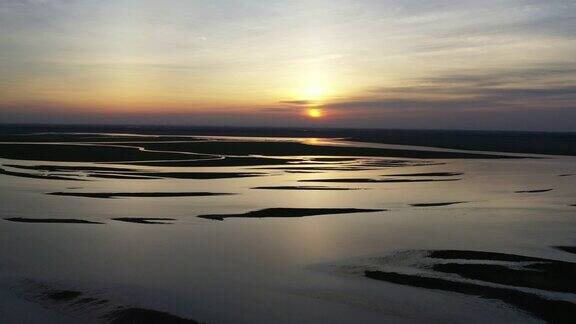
xmin=1 ymin=137 xmax=575 ymax=323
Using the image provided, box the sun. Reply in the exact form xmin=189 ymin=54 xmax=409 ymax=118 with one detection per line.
xmin=307 ymin=108 xmax=323 ymax=118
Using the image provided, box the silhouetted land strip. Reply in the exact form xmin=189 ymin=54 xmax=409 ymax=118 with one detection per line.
xmin=0 ymin=143 xmax=211 ymax=162
xmin=515 ymin=189 xmax=554 ymax=193
xmin=555 ymin=246 xmax=576 ymax=255
xmin=129 ymin=171 xmax=264 ymax=179
xmin=112 ymin=218 xmax=176 ymax=224
xmin=559 ymin=173 xmax=576 ymax=177
xmin=0 ymin=167 xmax=86 ymax=181
xmin=12 ymin=280 xmax=199 ymax=324
xmin=364 ymin=270 xmax=576 ymax=323
xmin=3 ymin=164 xmax=136 ymax=172
xmin=384 ymin=172 xmax=463 ymax=177
xmin=300 ymin=178 xmax=460 ymax=183
xmin=254 ymin=166 xmax=376 ymax=171
xmin=432 ymin=261 xmax=576 ymax=294
xmin=411 ymin=202 xmax=467 ymax=207
xmin=4 ymin=218 xmax=103 ymax=224
xmin=198 ymin=208 xmax=385 ymax=221
xmin=48 ymin=192 xmax=233 ymax=199
xmin=105 ymin=308 xmax=199 ymax=324
xmin=429 ymin=250 xmax=546 ymax=262
xmin=87 ymin=174 xmax=161 ymax=179
xmin=46 ymin=290 xmax=83 ymax=301
xmin=2 ymin=125 xmax=574 ymax=156
xmin=251 ymin=186 xmax=361 ymax=191
xmin=131 ymin=141 xmax=513 ymax=159
xmin=125 ymin=156 xmax=297 ymax=167
xmin=361 ymin=249 xmax=576 ymax=323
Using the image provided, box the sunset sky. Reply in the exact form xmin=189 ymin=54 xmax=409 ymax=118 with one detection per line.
xmin=1 ymin=0 xmax=575 ymax=130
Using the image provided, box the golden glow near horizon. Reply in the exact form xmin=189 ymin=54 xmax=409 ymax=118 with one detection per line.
xmin=307 ymin=108 xmax=324 ymax=118
xmin=1 ymin=1 xmax=575 ymax=128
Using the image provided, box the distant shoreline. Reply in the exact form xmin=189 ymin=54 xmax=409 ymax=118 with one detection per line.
xmin=1 ymin=124 xmax=575 ymax=156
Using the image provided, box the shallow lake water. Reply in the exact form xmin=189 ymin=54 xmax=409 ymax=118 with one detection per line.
xmin=1 ymin=136 xmax=575 ymax=323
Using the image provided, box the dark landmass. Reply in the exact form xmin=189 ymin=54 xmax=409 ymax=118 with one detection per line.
xmin=46 ymin=290 xmax=83 ymax=301
xmin=124 ymin=156 xmax=298 ymax=167
xmin=1 ymin=163 xmax=266 ymax=180
xmin=3 ymin=164 xmax=136 ymax=172
xmin=515 ymin=189 xmax=554 ymax=193
xmin=112 ymin=218 xmax=176 ymax=224
xmin=251 ymin=186 xmax=361 ymax=191
xmin=429 ymin=250 xmax=546 ymax=262
xmin=555 ymin=246 xmax=576 ymax=255
xmin=48 ymin=192 xmax=233 ymax=199
xmin=411 ymin=202 xmax=467 ymax=207
xmin=0 ymin=143 xmax=211 ymax=162
xmin=3 ymin=125 xmax=573 ymax=156
xmin=129 ymin=171 xmax=264 ymax=179
xmin=87 ymin=174 xmax=161 ymax=180
xmin=384 ymin=172 xmax=463 ymax=177
xmin=129 ymin=140 xmax=512 ymax=160
xmin=432 ymin=261 xmax=576 ymax=293
xmin=359 ymin=249 xmax=576 ymax=323
xmin=11 ymin=280 xmax=199 ymax=324
xmin=198 ymin=207 xmax=385 ymax=221
xmin=105 ymin=308 xmax=199 ymax=324
xmin=4 ymin=218 xmax=103 ymax=224
xmin=364 ymin=270 xmax=576 ymax=324
xmin=254 ymin=167 xmax=376 ymax=172
xmin=559 ymin=174 xmax=576 ymax=177
xmin=307 ymin=157 xmax=358 ymax=162
xmin=358 ymin=160 xmax=444 ymax=167
xmin=0 ymin=167 xmax=86 ymax=181
xmin=299 ymin=178 xmax=460 ymax=183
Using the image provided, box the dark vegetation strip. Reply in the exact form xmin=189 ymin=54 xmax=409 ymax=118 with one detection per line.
xmin=4 ymin=218 xmax=103 ymax=224
xmin=429 ymin=250 xmax=548 ymax=262
xmin=299 ymin=178 xmax=460 ymax=183
xmin=48 ymin=192 xmax=233 ymax=199
xmin=0 ymin=143 xmax=210 ymax=162
xmin=515 ymin=189 xmax=554 ymax=193
xmin=432 ymin=262 xmax=576 ymax=294
xmin=133 ymin=141 xmax=513 ymax=159
xmin=3 ymin=164 xmax=136 ymax=172
xmin=105 ymin=308 xmax=199 ymax=324
xmin=128 ymin=172 xmax=265 ymax=179
xmin=112 ymin=218 xmax=176 ymax=224
xmin=1 ymin=126 xmax=573 ymax=156
xmin=364 ymin=270 xmax=576 ymax=324
xmin=198 ymin=208 xmax=385 ymax=221
xmin=555 ymin=246 xmax=576 ymax=255
xmin=411 ymin=202 xmax=468 ymax=207
xmin=0 ymin=167 xmax=86 ymax=181
xmin=383 ymin=172 xmax=463 ymax=177
xmin=251 ymin=186 xmax=361 ymax=191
